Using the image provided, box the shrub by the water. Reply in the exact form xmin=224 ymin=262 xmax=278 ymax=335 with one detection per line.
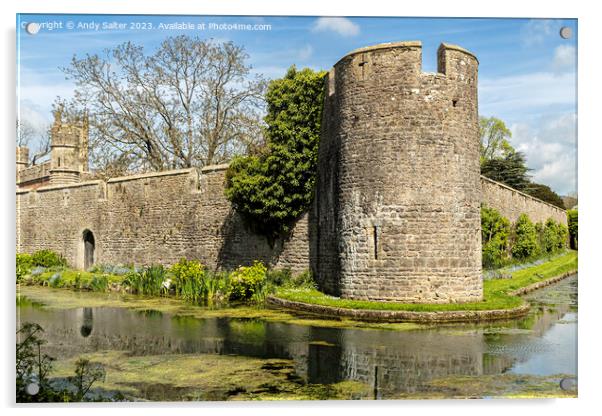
xmin=31 ymin=250 xmax=67 ymax=268
xmin=48 ymin=272 xmax=62 ymax=288
xmin=122 ymin=265 xmax=167 ymax=296
xmin=16 ymin=253 xmax=33 ymax=282
xmin=481 ymin=206 xmax=511 ymax=268
xmin=169 ymin=258 xmax=208 ymax=303
xmin=511 ymin=214 xmax=539 ymax=260
xmin=90 ymin=274 xmax=109 ymax=292
xmin=229 ymin=261 xmax=267 ymax=301
xmin=540 ymin=219 xmax=569 ymax=254
xmin=266 ymin=268 xmax=293 ymax=287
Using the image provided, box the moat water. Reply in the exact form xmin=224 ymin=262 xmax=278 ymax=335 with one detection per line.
xmin=16 ymin=275 xmax=577 ymax=400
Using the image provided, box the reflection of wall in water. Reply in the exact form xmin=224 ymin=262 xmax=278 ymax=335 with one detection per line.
xmin=21 ymin=302 xmax=573 ymax=396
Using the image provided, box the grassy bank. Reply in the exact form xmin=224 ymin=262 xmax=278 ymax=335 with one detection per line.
xmin=274 ymin=251 xmax=577 ymax=312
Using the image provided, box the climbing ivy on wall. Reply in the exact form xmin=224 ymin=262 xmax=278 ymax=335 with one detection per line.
xmin=225 ymin=66 xmax=327 ymax=239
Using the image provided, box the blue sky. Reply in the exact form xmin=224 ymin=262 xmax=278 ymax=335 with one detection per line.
xmin=16 ymin=14 xmax=577 ymax=195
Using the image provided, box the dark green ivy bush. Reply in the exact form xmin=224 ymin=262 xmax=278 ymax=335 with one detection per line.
xmin=225 ymin=66 xmax=327 ymax=239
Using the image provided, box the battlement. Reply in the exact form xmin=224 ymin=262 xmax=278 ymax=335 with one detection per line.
xmin=335 ymin=40 xmax=422 ymax=65
xmin=17 ymin=161 xmax=51 ymax=186
xmin=330 ymin=41 xmax=477 ymax=86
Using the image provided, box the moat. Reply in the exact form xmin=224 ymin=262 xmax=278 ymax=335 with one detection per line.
xmin=16 ymin=275 xmax=577 ymax=400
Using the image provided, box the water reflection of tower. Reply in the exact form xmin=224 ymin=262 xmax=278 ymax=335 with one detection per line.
xmin=80 ymin=308 xmax=93 ymax=338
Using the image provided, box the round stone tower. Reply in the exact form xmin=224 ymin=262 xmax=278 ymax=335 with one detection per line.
xmin=312 ymin=41 xmax=482 ymax=303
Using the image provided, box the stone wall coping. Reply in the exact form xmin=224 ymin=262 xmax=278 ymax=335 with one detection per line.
xmin=480 ymin=175 xmax=566 ymax=214
xmin=200 ymin=163 xmax=229 ymax=173
xmin=267 ymin=270 xmax=575 ymax=323
xmin=107 ymin=168 xmax=197 ymax=184
xmin=509 ymin=270 xmax=575 ymax=296
xmin=335 ymin=40 xmax=422 ymax=66
xmin=438 ymin=42 xmax=479 ymax=63
xmin=27 ymin=180 xmax=104 ymax=194
xmin=17 ymin=164 xmax=230 ymax=195
xmin=266 ymin=296 xmax=531 ymax=323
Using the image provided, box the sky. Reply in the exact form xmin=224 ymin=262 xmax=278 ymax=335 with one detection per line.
xmin=16 ymin=14 xmax=578 ymax=195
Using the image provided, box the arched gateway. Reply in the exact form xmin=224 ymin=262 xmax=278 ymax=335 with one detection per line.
xmin=82 ymin=229 xmax=95 ymax=270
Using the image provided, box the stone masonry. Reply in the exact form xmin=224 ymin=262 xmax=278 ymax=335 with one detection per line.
xmin=313 ymin=42 xmax=482 ymax=303
xmin=16 ymin=41 xmax=567 ymax=304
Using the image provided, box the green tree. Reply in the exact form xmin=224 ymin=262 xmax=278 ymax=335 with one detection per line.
xmin=525 ymin=183 xmax=565 ymax=209
xmin=479 ymin=116 xmax=514 ymax=165
xmin=511 ymin=213 xmax=539 ymax=260
xmin=225 ymin=66 xmax=327 ymax=239
xmin=567 ymin=209 xmax=578 ymax=249
xmin=481 ymin=150 xmax=531 ymax=191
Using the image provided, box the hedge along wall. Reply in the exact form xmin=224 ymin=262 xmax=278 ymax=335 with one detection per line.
xmin=480 ymin=176 xmax=567 ymax=225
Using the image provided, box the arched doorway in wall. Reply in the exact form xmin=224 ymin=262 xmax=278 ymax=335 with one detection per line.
xmin=82 ymin=229 xmax=95 ymax=270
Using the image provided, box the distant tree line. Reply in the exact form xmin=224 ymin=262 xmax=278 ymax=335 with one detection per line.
xmin=479 ymin=116 xmax=567 ymax=209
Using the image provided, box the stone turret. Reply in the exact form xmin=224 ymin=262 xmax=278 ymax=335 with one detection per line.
xmin=312 ymin=41 xmax=482 ymax=303
xmin=16 ymin=146 xmax=29 ymax=173
xmin=49 ymin=106 xmax=89 ymax=185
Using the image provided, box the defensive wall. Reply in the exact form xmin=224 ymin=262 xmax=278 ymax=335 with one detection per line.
xmin=16 ymin=165 xmax=309 ymax=272
xmin=481 ymin=176 xmax=567 ymax=225
xmin=16 ymin=165 xmax=565 ymax=275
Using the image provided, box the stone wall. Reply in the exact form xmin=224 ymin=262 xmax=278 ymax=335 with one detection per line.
xmin=16 ymin=164 xmax=568 ymax=285
xmin=16 ymin=165 xmax=310 ymax=272
xmin=481 ymin=176 xmax=567 ymax=225
xmin=17 ymin=161 xmax=51 ymax=189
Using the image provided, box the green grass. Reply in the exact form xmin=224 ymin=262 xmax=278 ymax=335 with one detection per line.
xmin=275 ymin=251 xmax=578 ymax=312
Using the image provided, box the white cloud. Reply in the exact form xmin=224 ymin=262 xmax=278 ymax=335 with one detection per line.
xmin=521 ymin=19 xmax=561 ymax=46
xmin=510 ymin=113 xmax=577 ymax=195
xmin=312 ymin=17 xmax=359 ymax=37
xmin=479 ymin=71 xmax=576 ymax=117
xmin=19 ymin=100 xmax=51 ymax=130
xmin=298 ymin=44 xmax=313 ymax=61
xmin=18 ymin=66 xmax=75 ymax=113
xmin=553 ymin=44 xmax=576 ymax=73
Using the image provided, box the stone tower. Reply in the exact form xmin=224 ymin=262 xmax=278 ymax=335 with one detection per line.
xmin=16 ymin=146 xmax=29 ymax=173
xmin=49 ymin=107 xmax=89 ymax=185
xmin=312 ymin=41 xmax=482 ymax=303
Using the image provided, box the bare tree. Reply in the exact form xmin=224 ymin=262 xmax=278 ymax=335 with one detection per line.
xmin=16 ymin=119 xmax=51 ymax=165
xmin=16 ymin=119 xmax=34 ymax=147
xmin=61 ymin=36 xmax=267 ymax=175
